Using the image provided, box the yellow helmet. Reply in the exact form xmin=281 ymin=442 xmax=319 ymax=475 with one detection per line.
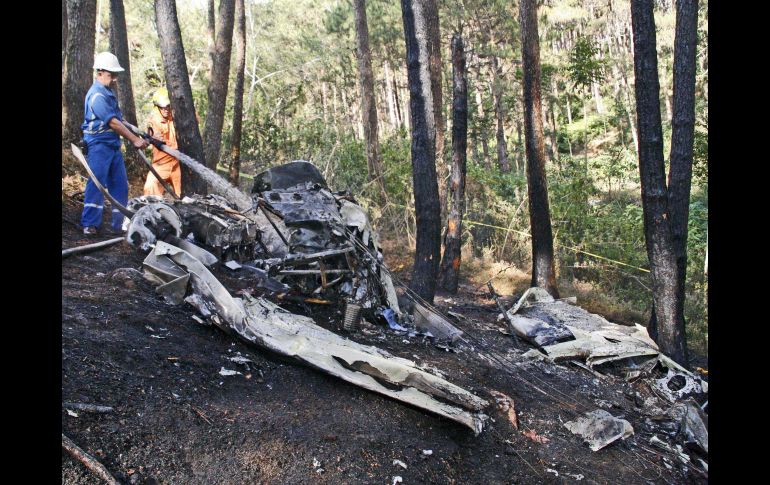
xmin=152 ymin=88 xmax=171 ymax=108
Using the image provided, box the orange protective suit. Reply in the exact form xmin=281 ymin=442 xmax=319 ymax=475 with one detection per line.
xmin=143 ymin=108 xmax=181 ymax=196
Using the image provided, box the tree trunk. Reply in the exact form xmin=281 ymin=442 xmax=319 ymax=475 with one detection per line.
xmin=520 ymin=0 xmax=559 ymax=297
xmin=630 ymin=0 xmax=687 ymax=365
xmin=549 ymin=77 xmax=560 ymax=164
xmin=401 ymin=0 xmax=441 ymax=304
xmin=591 ymin=80 xmax=606 ymax=114
xmin=62 ymin=0 xmax=68 ymax=69
xmin=619 ymin=56 xmax=640 ymax=153
xmin=353 ymin=0 xmax=387 ymax=201
xmin=321 ymin=81 xmax=328 ymax=123
xmin=437 ymin=34 xmax=467 ymax=293
xmin=383 ymin=61 xmax=398 ymax=131
xmin=474 ymin=75 xmax=490 ymax=168
xmin=155 ymin=0 xmax=207 ymax=195
xmin=400 ymin=76 xmax=411 ymax=132
xmin=229 ymin=0 xmax=246 ymax=187
xmin=393 ymin=72 xmax=404 ymax=129
xmin=203 ymin=0 xmax=236 ymax=170
xmin=491 ymin=56 xmax=510 ymax=173
xmin=583 ymin=101 xmax=589 ymax=172
xmin=542 ymin=95 xmax=555 ymax=162
xmin=62 ymin=0 xmax=97 ymax=146
xmin=207 ymin=0 xmax=216 ymax=78
xmin=332 ymin=83 xmax=341 ymax=135
xmin=108 ymin=0 xmax=140 ymax=174
xmin=425 ymin=0 xmax=445 ymax=174
xmin=95 ymin=0 xmax=104 ymax=49
xmin=666 ymin=0 xmax=698 ymax=363
xmin=341 ymin=88 xmax=352 ymax=135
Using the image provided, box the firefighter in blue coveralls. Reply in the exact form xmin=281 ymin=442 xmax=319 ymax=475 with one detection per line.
xmin=80 ymin=52 xmax=149 ymax=235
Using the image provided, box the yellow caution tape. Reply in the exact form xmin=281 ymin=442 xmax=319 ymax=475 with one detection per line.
xmin=386 ymin=202 xmax=649 ymax=274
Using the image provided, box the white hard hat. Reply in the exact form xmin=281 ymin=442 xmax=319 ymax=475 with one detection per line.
xmin=93 ymin=52 xmax=125 ymax=73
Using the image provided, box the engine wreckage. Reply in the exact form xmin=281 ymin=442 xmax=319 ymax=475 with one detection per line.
xmin=121 ymin=160 xmax=487 ymax=434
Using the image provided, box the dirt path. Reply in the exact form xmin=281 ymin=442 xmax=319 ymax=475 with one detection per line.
xmin=61 ymin=195 xmax=705 ymax=485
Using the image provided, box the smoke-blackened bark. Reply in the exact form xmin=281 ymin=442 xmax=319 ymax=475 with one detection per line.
xmin=401 ymin=0 xmax=441 ymax=304
xmin=353 ymin=0 xmax=386 ymax=201
xmin=425 ymin=0 xmax=445 ymax=182
xmin=155 ymin=0 xmax=207 ymax=195
xmin=62 ymin=0 xmax=97 ymax=146
xmin=668 ymin=0 xmax=698 ymax=331
xmin=438 ymin=34 xmax=468 ymax=293
xmin=229 ymin=0 xmax=246 ymax=187
xmin=631 ymin=0 xmax=687 ymax=365
xmin=642 ymin=0 xmax=698 ymax=366
xmin=109 ymin=0 xmax=141 ymax=172
xmin=203 ymin=0 xmax=236 ymax=170
xmin=520 ymin=0 xmax=559 ymax=297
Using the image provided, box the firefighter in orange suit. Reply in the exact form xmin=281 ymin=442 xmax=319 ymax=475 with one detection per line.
xmin=143 ymin=88 xmax=181 ymax=196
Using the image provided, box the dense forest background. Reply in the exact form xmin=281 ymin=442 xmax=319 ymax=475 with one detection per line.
xmin=70 ymin=0 xmax=708 ymax=356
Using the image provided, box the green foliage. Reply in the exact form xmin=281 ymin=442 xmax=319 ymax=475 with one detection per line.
xmin=567 ymin=37 xmax=606 ymax=92
xmin=561 ymin=111 xmax=609 ymax=144
xmin=590 ymin=145 xmax=638 ymax=193
xmin=692 ymin=118 xmax=708 ymax=187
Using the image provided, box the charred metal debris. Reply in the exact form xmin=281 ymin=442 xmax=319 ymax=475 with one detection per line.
xmin=117 ymin=159 xmax=707 ymax=452
xmin=125 ymin=161 xmax=485 ymax=433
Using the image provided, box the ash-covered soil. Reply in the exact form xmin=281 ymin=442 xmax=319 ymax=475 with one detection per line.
xmin=62 ymin=194 xmax=706 ymax=485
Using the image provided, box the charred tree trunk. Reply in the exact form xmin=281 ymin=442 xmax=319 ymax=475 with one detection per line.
xmin=62 ymin=0 xmax=97 ymax=146
xmin=631 ymin=0 xmax=687 ymax=365
xmin=665 ymin=0 xmax=698 ymax=364
xmin=108 ymin=0 xmax=140 ymax=173
xmin=155 ymin=0 xmax=207 ymax=195
xmin=353 ymin=0 xmax=387 ymax=201
xmin=229 ymin=0 xmax=246 ymax=187
xmin=438 ymin=34 xmax=468 ymax=293
xmin=401 ymin=0 xmax=441 ymax=304
xmin=203 ymin=0 xmax=236 ymax=170
xmin=425 ymin=0 xmax=445 ymax=179
xmin=520 ymin=0 xmax=559 ymax=297
xmin=668 ymin=0 xmax=698 ymax=295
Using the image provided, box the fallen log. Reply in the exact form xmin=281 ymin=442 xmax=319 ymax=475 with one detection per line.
xmin=61 ymin=433 xmax=121 ymax=485
xmin=62 ymin=237 xmax=125 ymax=259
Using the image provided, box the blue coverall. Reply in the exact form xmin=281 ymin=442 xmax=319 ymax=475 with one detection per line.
xmin=80 ymin=81 xmax=129 ymax=231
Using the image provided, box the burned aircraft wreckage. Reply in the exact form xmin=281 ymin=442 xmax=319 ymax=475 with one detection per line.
xmin=70 ymin=143 xmax=707 ymax=442
xmin=119 ymin=160 xmax=487 ymax=433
